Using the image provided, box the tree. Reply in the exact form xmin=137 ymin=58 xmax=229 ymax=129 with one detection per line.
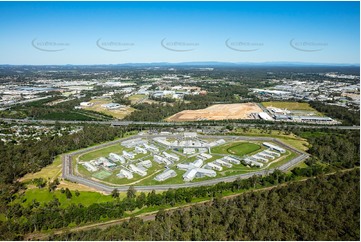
xmin=127 ymin=186 xmax=136 ymax=199
xmin=65 ymin=188 xmax=72 ymax=199
xmin=75 ymin=190 xmax=80 ymax=197
xmin=111 ymin=189 xmax=119 ymax=198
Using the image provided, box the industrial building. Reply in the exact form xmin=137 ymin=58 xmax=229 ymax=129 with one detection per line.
xmin=263 ymin=142 xmax=286 ymax=153
xmin=101 ymin=103 xmax=124 ymax=110
xmin=154 ymin=169 xmax=177 ymax=181
xmin=258 ymin=112 xmax=274 ymax=121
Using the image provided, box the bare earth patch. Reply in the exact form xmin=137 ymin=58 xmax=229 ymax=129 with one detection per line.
xmin=166 ymin=103 xmax=262 ymax=121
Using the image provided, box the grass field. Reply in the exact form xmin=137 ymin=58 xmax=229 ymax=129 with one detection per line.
xmin=233 ymin=128 xmax=309 ymax=152
xmin=15 ymin=188 xmax=116 ymax=208
xmin=20 ymin=156 xmax=63 ymax=182
xmin=261 ymin=101 xmax=317 ymax=111
xmin=211 ymin=141 xmax=262 ymax=156
xmin=128 ymin=94 xmax=147 ymax=104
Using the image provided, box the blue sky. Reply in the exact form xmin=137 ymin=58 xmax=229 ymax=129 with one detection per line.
xmin=0 ymin=1 xmax=359 ymax=65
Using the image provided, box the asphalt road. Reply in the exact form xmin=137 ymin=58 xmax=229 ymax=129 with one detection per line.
xmin=62 ymin=134 xmax=310 ymax=193
xmin=0 ymin=118 xmax=359 ymax=130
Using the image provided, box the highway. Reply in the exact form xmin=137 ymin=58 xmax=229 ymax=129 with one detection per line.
xmin=62 ymin=134 xmax=310 ymax=193
xmin=0 ymin=117 xmax=359 ymax=130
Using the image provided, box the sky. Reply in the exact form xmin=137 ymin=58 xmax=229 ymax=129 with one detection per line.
xmin=0 ymin=1 xmax=359 ymax=65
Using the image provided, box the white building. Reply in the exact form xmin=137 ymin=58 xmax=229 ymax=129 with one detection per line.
xmin=222 ymin=156 xmax=241 ymax=165
xmin=137 ymin=160 xmax=152 ymax=168
xmin=117 ymin=169 xmax=133 ymax=179
xmin=263 ymin=142 xmax=286 ymax=153
xmin=144 ymin=143 xmax=159 ymax=153
xmin=199 ymin=153 xmax=212 ymax=160
xmin=121 ymin=138 xmax=148 ymax=148
xmin=108 ymin=153 xmax=125 ymax=163
xmin=203 ymin=162 xmax=222 ymax=171
xmin=177 ymin=163 xmax=193 ymax=171
xmin=258 ymin=112 xmax=274 ymax=121
xmin=123 ymin=150 xmax=135 ymax=159
xmin=264 ymin=149 xmax=281 ymax=157
xmin=243 ymin=158 xmax=263 ymax=167
xmin=183 ymin=168 xmax=216 ymax=182
xmin=184 ymin=132 xmax=197 ymax=138
xmin=129 ymin=164 xmax=147 ymax=177
xmin=153 ymin=155 xmax=172 ymax=165
xmin=214 ymin=159 xmax=233 ymax=168
xmin=101 ymin=103 xmax=124 ymax=110
xmin=82 ymin=162 xmax=98 ymax=172
xmin=80 ymin=102 xmax=94 ymax=107
xmin=162 ymin=152 xmax=179 ymax=161
xmin=135 ymin=146 xmax=147 ymax=154
xmin=183 ymin=148 xmax=196 ymax=155
xmin=154 ymin=169 xmax=177 ymax=181
xmin=192 ymin=159 xmax=203 ymax=168
xmin=252 ymin=155 xmax=268 ymax=163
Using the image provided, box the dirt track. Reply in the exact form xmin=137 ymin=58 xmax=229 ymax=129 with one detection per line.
xmin=166 ymin=103 xmax=262 ymax=121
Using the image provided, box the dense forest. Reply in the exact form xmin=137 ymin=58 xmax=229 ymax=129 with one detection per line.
xmin=53 ymin=169 xmax=360 ymax=241
xmin=0 ymin=128 xmax=358 ymax=240
xmin=0 ymin=124 xmax=358 ymax=240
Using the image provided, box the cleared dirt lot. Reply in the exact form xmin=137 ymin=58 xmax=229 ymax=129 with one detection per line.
xmin=166 ymin=103 xmax=262 ymax=121
xmin=83 ymin=99 xmax=135 ymax=119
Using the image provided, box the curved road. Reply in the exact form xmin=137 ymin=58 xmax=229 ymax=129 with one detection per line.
xmin=62 ymin=134 xmax=309 ymax=192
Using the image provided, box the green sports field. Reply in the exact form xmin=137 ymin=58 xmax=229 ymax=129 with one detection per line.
xmin=211 ymin=141 xmax=262 ymax=156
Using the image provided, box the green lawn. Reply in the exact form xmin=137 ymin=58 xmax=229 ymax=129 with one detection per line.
xmin=15 ymin=188 xmax=116 ymax=208
xmin=211 ymin=141 xmax=261 ymax=157
xmin=261 ymin=101 xmax=317 ymax=111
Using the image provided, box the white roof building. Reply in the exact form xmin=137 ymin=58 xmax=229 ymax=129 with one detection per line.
xmin=203 ymin=162 xmax=222 ymax=171
xmin=263 ymin=142 xmax=286 ymax=153
xmin=108 ymin=153 xmax=125 ymax=163
xmin=144 ymin=143 xmax=159 ymax=153
xmin=183 ymin=168 xmax=216 ymax=182
xmin=117 ymin=169 xmax=133 ymax=179
xmin=123 ymin=150 xmax=135 ymax=159
xmin=222 ymin=156 xmax=241 ymax=165
xmin=137 ymin=160 xmax=152 ymax=168
xmin=82 ymin=162 xmax=98 ymax=172
xmin=214 ymin=159 xmax=233 ymax=168
xmin=264 ymin=149 xmax=281 ymax=157
xmin=258 ymin=112 xmax=274 ymax=121
xmin=135 ymin=146 xmax=147 ymax=154
xmin=154 ymin=169 xmax=177 ymax=181
xmin=129 ymin=164 xmax=147 ymax=176
xmin=121 ymin=138 xmax=148 ymax=148
xmin=163 ymin=152 xmax=179 ymax=161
